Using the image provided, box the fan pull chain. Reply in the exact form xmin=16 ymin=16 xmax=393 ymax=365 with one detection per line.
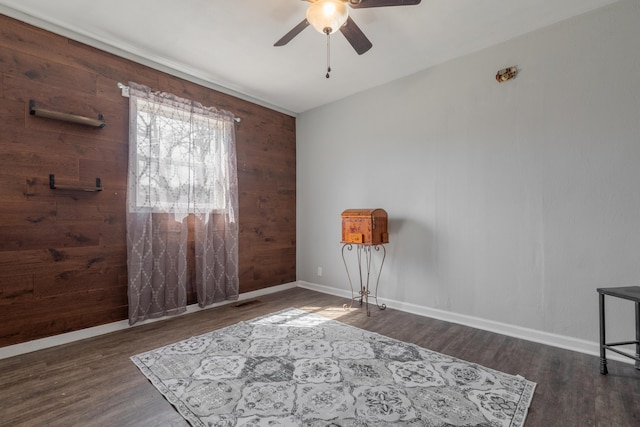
xmin=325 ymin=28 xmax=331 ymax=79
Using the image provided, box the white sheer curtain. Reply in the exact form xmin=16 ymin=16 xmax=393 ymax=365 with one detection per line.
xmin=126 ymin=82 xmax=239 ymax=325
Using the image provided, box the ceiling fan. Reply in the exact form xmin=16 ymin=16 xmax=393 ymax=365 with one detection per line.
xmin=275 ymin=0 xmax=421 ymax=77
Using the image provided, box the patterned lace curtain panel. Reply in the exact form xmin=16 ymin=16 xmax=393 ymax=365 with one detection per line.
xmin=126 ymin=82 xmax=239 ymax=325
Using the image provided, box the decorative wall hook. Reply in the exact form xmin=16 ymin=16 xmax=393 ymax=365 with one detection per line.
xmin=496 ymin=66 xmax=518 ymax=83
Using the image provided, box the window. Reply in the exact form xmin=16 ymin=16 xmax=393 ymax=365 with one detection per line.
xmin=130 ymin=97 xmax=231 ymax=214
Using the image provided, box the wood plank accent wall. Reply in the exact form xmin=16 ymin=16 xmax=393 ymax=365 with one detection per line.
xmin=0 ymin=15 xmax=296 ymax=347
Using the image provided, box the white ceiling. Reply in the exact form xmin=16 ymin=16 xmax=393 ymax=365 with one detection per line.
xmin=0 ymin=0 xmax=619 ymax=115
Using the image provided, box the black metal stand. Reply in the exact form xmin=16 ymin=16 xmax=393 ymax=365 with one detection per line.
xmin=597 ymin=286 xmax=640 ymax=375
xmin=342 ymin=243 xmax=387 ymax=316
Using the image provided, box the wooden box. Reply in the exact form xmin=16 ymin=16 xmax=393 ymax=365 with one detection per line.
xmin=341 ymin=209 xmax=389 ymax=245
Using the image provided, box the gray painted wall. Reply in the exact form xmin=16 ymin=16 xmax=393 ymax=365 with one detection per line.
xmin=296 ymin=0 xmax=640 ymax=346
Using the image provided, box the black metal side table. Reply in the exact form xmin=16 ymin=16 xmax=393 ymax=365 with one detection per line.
xmin=596 ymin=286 xmax=640 ymax=375
xmin=341 ymin=243 xmax=387 ymax=316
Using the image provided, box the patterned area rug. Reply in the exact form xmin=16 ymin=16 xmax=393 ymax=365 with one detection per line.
xmin=131 ymin=308 xmax=535 ymax=426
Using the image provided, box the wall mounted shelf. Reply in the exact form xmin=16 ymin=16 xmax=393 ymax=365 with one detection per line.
xmin=30 ymin=100 xmax=106 ymax=128
xmin=49 ymin=174 xmax=102 ymax=192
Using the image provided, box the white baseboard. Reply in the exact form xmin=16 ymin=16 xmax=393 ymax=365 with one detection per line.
xmin=0 ymin=282 xmax=298 ymax=360
xmin=297 ymin=280 xmax=635 ymax=366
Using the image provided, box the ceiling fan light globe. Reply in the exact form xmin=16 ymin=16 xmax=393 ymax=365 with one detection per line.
xmin=306 ymin=0 xmax=349 ymax=35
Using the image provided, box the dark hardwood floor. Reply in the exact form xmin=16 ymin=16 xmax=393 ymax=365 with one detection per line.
xmin=0 ymin=287 xmax=638 ymax=426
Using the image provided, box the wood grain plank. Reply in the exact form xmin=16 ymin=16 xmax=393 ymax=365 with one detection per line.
xmin=0 ymin=287 xmax=128 ymax=339
xmin=0 ymin=221 xmax=100 ymax=252
xmin=0 ymin=45 xmax=98 ymax=94
xmin=0 ymin=199 xmax=57 ymax=227
xmin=0 ymin=15 xmax=70 ymax=61
xmin=0 ymin=96 xmax=24 ymax=129
xmin=0 ymin=272 xmax=34 ymax=303
xmin=0 ymin=123 xmax=127 ymax=163
xmin=0 ymin=146 xmax=79 ymax=179
xmin=0 ymin=246 xmax=126 ymax=278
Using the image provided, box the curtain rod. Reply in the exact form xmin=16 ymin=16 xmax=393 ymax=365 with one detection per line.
xmin=117 ymin=83 xmax=241 ymax=122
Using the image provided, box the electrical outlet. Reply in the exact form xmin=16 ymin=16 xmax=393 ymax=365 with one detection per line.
xmin=317 ymin=267 xmax=323 ymax=277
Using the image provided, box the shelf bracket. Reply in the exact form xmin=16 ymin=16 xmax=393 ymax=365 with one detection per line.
xmin=49 ymin=174 xmax=103 ymax=192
